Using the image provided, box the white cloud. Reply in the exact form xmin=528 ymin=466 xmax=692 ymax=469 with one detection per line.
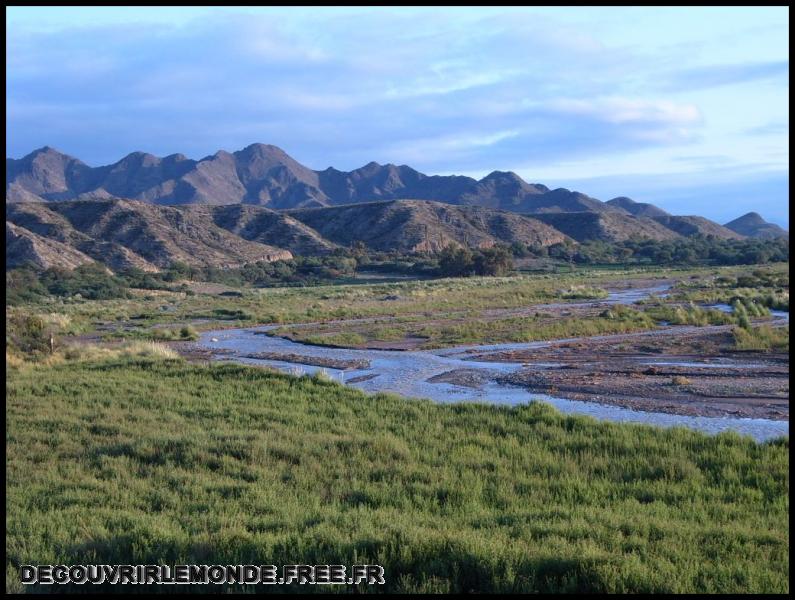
xmin=545 ymin=97 xmax=702 ymax=126
xmin=381 ymin=130 xmax=522 ymax=165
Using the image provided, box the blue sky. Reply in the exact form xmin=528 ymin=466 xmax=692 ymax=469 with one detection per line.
xmin=6 ymin=7 xmax=789 ymax=226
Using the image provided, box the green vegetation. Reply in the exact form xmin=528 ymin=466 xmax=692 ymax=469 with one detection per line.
xmin=6 ymin=356 xmax=789 ymax=593
xmin=415 ymin=308 xmax=655 ymax=348
xmin=99 ymin=325 xmax=200 ymax=343
xmin=437 ymin=244 xmax=514 ymax=277
xmin=6 ymin=256 xmax=362 ymax=306
xmin=4 ymin=260 xmax=789 ymax=592
xmin=645 ymin=304 xmax=737 ymax=327
xmin=8 ymin=264 xmax=787 ymax=352
xmin=665 ymin=267 xmax=789 ymax=311
xmin=277 ymin=305 xmax=659 ymax=349
xmin=733 ymin=325 xmax=789 ymax=352
xmin=559 ymin=285 xmax=609 ymax=300
xmin=166 ymin=254 xmax=360 ymax=287
xmin=6 ymin=311 xmax=87 ymax=356
xmin=4 ymin=265 xmax=667 ymax=336
xmin=7 ymin=236 xmax=789 ymax=313
xmin=6 ymin=263 xmax=133 ymax=304
xmin=566 ymin=236 xmax=789 ymax=267
xmin=143 ymin=325 xmax=199 ymax=342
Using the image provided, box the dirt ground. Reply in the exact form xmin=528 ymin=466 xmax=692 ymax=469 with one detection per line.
xmin=472 ymin=326 xmax=789 ymax=420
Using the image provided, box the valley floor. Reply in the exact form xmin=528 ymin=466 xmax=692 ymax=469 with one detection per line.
xmin=5 ymin=263 xmax=790 ymax=593
xmin=180 ymin=268 xmax=789 ymax=422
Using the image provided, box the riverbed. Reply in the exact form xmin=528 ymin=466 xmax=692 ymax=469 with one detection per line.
xmin=198 ymin=285 xmax=789 ymax=442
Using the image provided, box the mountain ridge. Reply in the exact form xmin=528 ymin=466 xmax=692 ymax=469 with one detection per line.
xmin=724 ymin=212 xmax=788 ymax=239
xmin=10 ymin=144 xmax=782 ymax=238
xmin=5 ymin=144 xmax=640 ymax=216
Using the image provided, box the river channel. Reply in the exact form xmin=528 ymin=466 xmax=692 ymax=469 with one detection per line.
xmin=199 ymin=285 xmax=789 ymax=441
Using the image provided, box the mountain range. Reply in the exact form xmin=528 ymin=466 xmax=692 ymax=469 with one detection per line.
xmin=6 ymin=144 xmax=787 ymax=271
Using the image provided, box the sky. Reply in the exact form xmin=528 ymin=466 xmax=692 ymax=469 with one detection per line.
xmin=6 ymin=6 xmax=789 ymax=226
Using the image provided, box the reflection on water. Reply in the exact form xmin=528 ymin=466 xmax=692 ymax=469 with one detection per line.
xmin=201 ymin=287 xmax=789 ymax=442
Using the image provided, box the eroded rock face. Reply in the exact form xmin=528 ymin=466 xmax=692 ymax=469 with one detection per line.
xmin=5 ymin=196 xmax=573 ymax=273
xmin=6 ymin=199 xmax=292 ymax=271
xmin=6 ymin=221 xmax=95 ymax=270
xmin=285 ymin=200 xmax=570 ymax=253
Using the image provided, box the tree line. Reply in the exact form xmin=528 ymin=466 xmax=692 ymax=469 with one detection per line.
xmin=6 ymin=235 xmax=788 ymax=304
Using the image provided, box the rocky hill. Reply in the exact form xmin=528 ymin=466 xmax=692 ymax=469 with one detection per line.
xmin=8 ymin=144 xmax=782 ymax=273
xmin=532 ymin=211 xmax=680 ymax=243
xmin=723 ymin=212 xmax=788 ymax=239
xmin=650 ymin=215 xmax=744 ymax=239
xmin=6 ymin=200 xmax=292 ymax=271
xmin=286 ymin=200 xmax=570 ymax=253
xmin=606 ymin=196 xmax=670 ymax=218
xmin=6 ymin=221 xmax=96 ymax=270
xmin=6 ymin=198 xmax=572 ymax=271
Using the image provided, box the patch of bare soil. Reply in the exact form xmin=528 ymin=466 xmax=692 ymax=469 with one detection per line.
xmin=346 ymin=373 xmax=380 ymax=384
xmin=241 ymin=352 xmax=369 ymax=370
xmin=183 ymin=281 xmax=245 ymax=295
xmin=169 ymin=341 xmax=235 ymax=362
xmin=427 ymin=369 xmax=493 ymax=388
xmin=486 ymin=327 xmax=789 ymax=420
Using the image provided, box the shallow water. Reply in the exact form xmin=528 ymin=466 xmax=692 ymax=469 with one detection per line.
xmin=200 ymin=286 xmax=789 ymax=442
xmin=709 ymin=303 xmax=790 ymax=322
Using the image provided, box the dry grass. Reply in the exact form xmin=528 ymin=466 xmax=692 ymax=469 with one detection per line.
xmin=8 ymin=341 xmax=181 ymax=368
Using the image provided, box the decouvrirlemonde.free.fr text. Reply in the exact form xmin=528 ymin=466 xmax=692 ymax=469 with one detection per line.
xmin=20 ymin=564 xmax=385 ymax=585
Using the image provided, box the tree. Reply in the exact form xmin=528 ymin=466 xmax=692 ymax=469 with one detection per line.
xmin=510 ymin=241 xmax=529 ymax=257
xmin=473 ymin=245 xmax=513 ymax=276
xmin=548 ymin=241 xmax=575 ymax=261
xmin=438 ymin=244 xmax=474 ymax=277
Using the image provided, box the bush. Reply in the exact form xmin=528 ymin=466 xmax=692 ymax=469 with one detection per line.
xmin=179 ymin=325 xmax=199 ymax=340
xmin=573 ymin=236 xmax=788 ymax=266
xmin=40 ymin=263 xmax=131 ymax=300
xmin=733 ymin=325 xmax=789 ymax=351
xmin=6 ymin=314 xmax=50 ymax=354
xmin=560 ymin=285 xmax=609 ymax=300
xmin=437 ymin=244 xmax=514 ymax=277
xmin=6 ymin=268 xmax=48 ymax=304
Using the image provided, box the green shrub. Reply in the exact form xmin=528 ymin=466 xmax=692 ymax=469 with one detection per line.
xmin=179 ymin=325 xmax=199 ymax=340
xmin=733 ymin=325 xmax=789 ymax=351
xmin=6 ymin=313 xmax=50 ymax=354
